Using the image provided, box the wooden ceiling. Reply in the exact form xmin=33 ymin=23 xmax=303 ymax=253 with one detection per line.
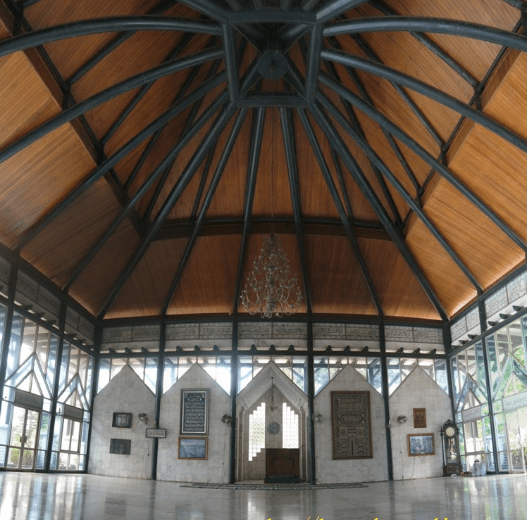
xmin=0 ymin=0 xmax=526 ymax=323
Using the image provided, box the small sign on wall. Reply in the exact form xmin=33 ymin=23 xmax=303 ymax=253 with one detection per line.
xmin=112 ymin=412 xmax=132 ymax=428
xmin=110 ymin=439 xmax=131 ymax=455
xmin=146 ymin=428 xmax=166 ymax=439
xmin=413 ymin=408 xmax=426 ymax=428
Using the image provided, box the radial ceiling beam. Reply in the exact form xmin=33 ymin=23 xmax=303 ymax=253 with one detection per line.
xmin=319 ymin=86 xmax=483 ymax=293
xmin=62 ymin=92 xmax=229 ymax=293
xmin=323 ymin=49 xmax=527 ymax=160
xmin=316 ymin=0 xmax=372 ymax=23
xmin=142 ymin=59 xmax=222 ymax=221
xmin=162 ymin=107 xmax=249 ymax=315
xmin=305 ymin=25 xmax=323 ymax=104
xmin=319 ymin=67 xmax=527 ymax=252
xmin=0 ymin=17 xmax=221 ymax=58
xmin=123 ymin=57 xmax=210 ymax=192
xmin=348 ymin=34 xmax=443 ymax=148
xmin=309 ymin=101 xmax=449 ymax=321
xmin=232 ymin=107 xmax=267 ymax=316
xmin=0 ymin=47 xmax=223 ymax=169
xmin=297 ymin=108 xmax=384 ymax=316
xmin=97 ymin=100 xmax=238 ymax=319
xmin=222 ymin=24 xmax=239 ymax=103
xmin=15 ymin=71 xmax=226 ymax=252
xmin=280 ymin=107 xmax=313 ymax=314
xmin=368 ymin=0 xmax=478 ymax=87
xmin=323 ymin=17 xmax=527 ymax=53
xmin=101 ymin=31 xmax=200 ymax=146
xmin=320 ymin=53 xmax=405 ymax=227
xmin=166 ymin=0 xmax=228 ymax=21
xmin=67 ymin=0 xmax=181 ymax=84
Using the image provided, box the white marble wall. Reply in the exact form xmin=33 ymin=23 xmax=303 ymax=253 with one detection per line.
xmin=89 ymin=365 xmax=156 ymax=479
xmin=157 ymin=364 xmax=231 ymax=483
xmin=389 ymin=366 xmax=451 ymax=480
xmin=314 ymin=365 xmax=388 ymax=483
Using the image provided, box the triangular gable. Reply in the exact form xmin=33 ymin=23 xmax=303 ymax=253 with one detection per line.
xmin=163 ymin=362 xmax=230 ymax=399
xmin=97 ymin=364 xmax=155 ymax=399
xmin=237 ymin=361 xmax=307 ymax=412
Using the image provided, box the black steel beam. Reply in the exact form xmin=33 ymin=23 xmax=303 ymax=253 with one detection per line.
xmin=63 ymin=92 xmax=229 ymax=293
xmin=67 ymin=1 xmax=181 ymax=85
xmin=0 ymin=48 xmax=223 ymax=170
xmin=229 ymin=321 xmax=238 ymax=483
xmin=280 ymin=108 xmax=313 ymax=313
xmin=225 ymin=0 xmax=243 ymax=11
xmin=162 ymin=108 xmax=249 ymax=314
xmin=306 ymin=319 xmax=316 ymax=483
xmin=379 ymin=323 xmax=394 ymax=480
xmin=323 ymin=16 xmax=527 ymax=53
xmin=97 ymin=101 xmax=238 ymax=318
xmin=222 ymin=24 xmax=239 ymax=103
xmin=368 ymin=0 xmax=478 ymax=87
xmin=305 ymin=25 xmax=323 ymax=104
xmin=151 ymin=320 xmax=166 ymax=480
xmin=319 ymin=78 xmax=483 ymax=292
xmin=151 ymin=0 xmax=228 ymax=21
xmin=237 ymin=94 xmax=307 ymax=108
xmin=316 ymin=0 xmax=371 ymax=23
xmin=322 ymin=50 xmax=527 ymax=164
xmin=319 ymin=50 xmax=405 ymax=228
xmin=318 ymin=70 xmax=527 ymax=253
xmin=347 ymin=34 xmax=443 ymax=147
xmin=156 ymin=217 xmax=391 ymax=241
xmin=228 ymin=8 xmax=316 ymax=24
xmin=297 ymin=108 xmax=385 ymax=316
xmin=302 ymin=0 xmax=321 ymax=11
xmin=231 ymin=107 xmax=267 ymax=314
xmin=101 ymin=31 xmax=199 ymax=145
xmin=15 ymin=72 xmax=226 ymax=252
xmin=331 ymin=149 xmax=355 ymax=219
xmin=309 ymin=100 xmax=449 ymax=321
xmin=0 ymin=18 xmax=221 ymax=59
xmin=21 ymin=0 xmax=44 ymax=8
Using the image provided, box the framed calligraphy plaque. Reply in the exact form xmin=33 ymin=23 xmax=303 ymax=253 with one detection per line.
xmin=413 ymin=408 xmax=426 ymax=428
xmin=331 ymin=391 xmax=372 ymax=460
xmin=181 ymin=390 xmax=208 ymax=434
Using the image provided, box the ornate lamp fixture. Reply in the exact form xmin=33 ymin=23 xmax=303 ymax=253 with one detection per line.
xmin=241 ymin=234 xmax=303 ymax=318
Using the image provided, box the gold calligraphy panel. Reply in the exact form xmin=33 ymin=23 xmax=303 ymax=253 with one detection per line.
xmin=331 ymin=391 xmax=372 ymax=459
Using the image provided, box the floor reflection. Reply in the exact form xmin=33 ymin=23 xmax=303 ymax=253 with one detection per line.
xmin=0 ymin=472 xmax=526 ymax=519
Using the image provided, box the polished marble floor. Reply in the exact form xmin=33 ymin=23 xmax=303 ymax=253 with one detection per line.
xmin=0 ymin=472 xmax=527 ymax=520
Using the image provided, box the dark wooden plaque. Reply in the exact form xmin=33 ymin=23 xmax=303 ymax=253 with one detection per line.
xmin=413 ymin=408 xmax=426 ymax=428
xmin=331 ymin=391 xmax=372 ymax=459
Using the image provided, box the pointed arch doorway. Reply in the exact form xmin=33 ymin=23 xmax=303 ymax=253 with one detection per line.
xmin=236 ymin=362 xmax=308 ymax=482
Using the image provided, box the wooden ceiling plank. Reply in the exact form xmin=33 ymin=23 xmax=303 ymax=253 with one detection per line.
xmin=280 ymin=107 xmax=313 ymax=313
xmin=297 ymin=106 xmax=383 ymax=315
xmin=162 ymin=107 xmax=248 ymax=314
xmin=101 ymin=31 xmax=199 ymax=146
xmin=319 ymin=70 xmax=527 ymax=253
xmin=232 ymin=107 xmax=266 ymax=315
xmin=67 ymin=0 xmax=181 ymax=85
xmin=318 ymin=82 xmax=483 ymax=293
xmin=369 ymin=0 xmax=479 ymax=87
xmin=15 ymin=72 xmax=226 ymax=251
xmin=62 ymin=91 xmax=228 ymax=292
xmin=97 ymin=96 xmax=237 ymax=319
xmin=322 ymin=45 xmax=405 ymax=227
xmin=310 ymin=99 xmax=449 ymax=321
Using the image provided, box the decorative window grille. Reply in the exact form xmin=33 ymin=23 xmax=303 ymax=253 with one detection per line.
xmin=248 ymin=402 xmax=265 ymax=461
xmin=282 ymin=403 xmax=299 ymax=449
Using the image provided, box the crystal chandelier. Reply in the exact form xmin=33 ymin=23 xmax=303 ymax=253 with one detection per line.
xmin=241 ymin=234 xmax=303 ymax=318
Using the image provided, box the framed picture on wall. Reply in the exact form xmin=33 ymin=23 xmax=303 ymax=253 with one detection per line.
xmin=112 ymin=412 xmax=132 ymax=428
xmin=408 ymin=433 xmax=435 ymax=456
xmin=181 ymin=390 xmax=208 ymax=434
xmin=178 ymin=437 xmax=208 ymax=460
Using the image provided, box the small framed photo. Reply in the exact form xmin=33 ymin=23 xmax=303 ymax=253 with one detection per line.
xmin=408 ymin=433 xmax=435 ymax=457
xmin=178 ymin=436 xmax=208 ymax=460
xmin=112 ymin=412 xmax=132 ymax=428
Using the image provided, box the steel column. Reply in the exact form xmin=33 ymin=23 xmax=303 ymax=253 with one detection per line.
xmin=44 ymin=298 xmax=68 ymax=471
xmin=478 ymin=301 xmax=500 ymax=473
xmin=379 ymin=322 xmax=394 ymax=480
xmin=151 ymin=320 xmax=166 ymax=480
xmin=0 ymin=261 xmax=18 ymax=419
xmin=229 ymin=321 xmax=238 ymax=483
xmin=307 ymin=318 xmax=316 ymax=483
